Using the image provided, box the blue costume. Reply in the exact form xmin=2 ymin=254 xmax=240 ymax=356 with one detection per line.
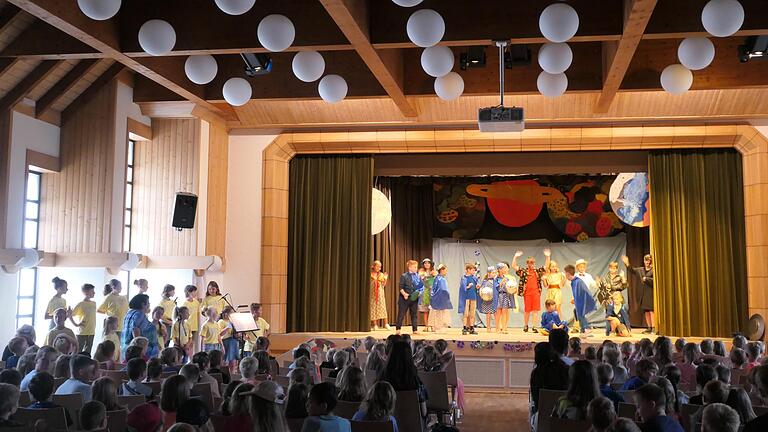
xmin=478 ymin=277 xmax=499 ymax=314
xmin=495 ymin=274 xmax=515 ymax=310
xmin=540 ymin=311 xmax=568 ymax=333
xmin=457 ymin=274 xmax=479 ymax=314
xmin=430 ymin=275 xmax=453 ymax=310
xmin=571 ymin=276 xmax=597 ymax=333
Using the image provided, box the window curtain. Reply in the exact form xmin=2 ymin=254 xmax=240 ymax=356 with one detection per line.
xmin=648 ymin=149 xmax=748 ymax=337
xmin=372 ymin=177 xmax=434 ymax=324
xmin=287 ymin=155 xmax=373 ymax=332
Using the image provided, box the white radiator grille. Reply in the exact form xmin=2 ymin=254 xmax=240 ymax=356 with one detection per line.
xmin=455 ymin=358 xmax=506 ymax=387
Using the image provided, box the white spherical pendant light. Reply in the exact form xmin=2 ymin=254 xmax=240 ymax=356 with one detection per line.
xmin=406 ymin=9 xmax=445 ymax=48
xmin=421 ymin=46 xmax=454 ymax=78
xmin=434 ymin=72 xmax=464 ymax=101
xmin=184 ymin=55 xmax=218 ymax=84
xmin=539 ymin=3 xmax=579 ymax=43
xmin=537 ymin=71 xmax=568 ymax=98
xmin=215 ymin=0 xmax=255 ymax=15
xmin=292 ymin=51 xmax=325 ymax=83
xmin=222 ymin=77 xmax=252 ymax=106
xmin=392 ymin=0 xmax=423 ymax=6
xmin=538 ymin=42 xmax=573 ymax=74
xmin=702 ymin=0 xmax=744 ymax=37
xmin=660 ymin=64 xmax=693 ymax=95
xmin=138 ymin=20 xmax=176 ymax=56
xmin=257 ymin=14 xmax=295 ymax=52
xmin=677 ymin=37 xmax=716 ymax=71
xmin=318 ymin=75 xmax=348 ymax=104
xmin=77 ymin=0 xmax=121 ymax=20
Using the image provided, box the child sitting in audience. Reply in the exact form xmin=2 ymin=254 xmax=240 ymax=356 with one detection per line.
xmin=691 ymin=380 xmax=731 ymax=428
xmin=126 ymin=402 xmax=164 ymax=432
xmin=53 ymin=354 xmax=71 ymax=379
xmin=337 ymin=366 xmax=366 ymax=402
xmin=587 ymin=396 xmax=616 ymax=432
xmin=0 ymin=370 xmax=21 ymax=387
xmin=192 ymin=351 xmax=221 ymax=398
xmin=45 ymin=308 xmax=77 ymax=348
xmin=226 ymin=382 xmax=255 ymax=426
xmin=677 ymin=342 xmax=701 ymax=391
xmin=622 ymin=358 xmax=659 ymax=391
xmin=568 ymin=337 xmax=582 ymax=359
xmin=53 ymin=334 xmax=76 ymax=356
xmin=91 ymin=376 xmax=126 ymax=411
xmin=102 ymin=316 xmax=121 ymax=363
xmin=208 ymin=349 xmax=231 ymax=384
xmin=673 ymin=338 xmax=686 ymax=363
xmin=716 ymin=365 xmax=732 ymax=385
xmin=123 ymin=345 xmax=144 ymax=369
xmin=21 ymin=346 xmax=59 ymax=390
xmin=122 ymin=358 xmax=154 ymax=399
xmin=661 ymin=365 xmax=689 ymax=406
xmin=285 ymin=383 xmax=309 ymax=419
xmin=745 ymin=343 xmax=762 ymax=372
xmin=160 ymin=375 xmax=190 ymax=430
xmin=0 ymin=383 xmax=21 ymax=427
xmin=352 ymin=381 xmax=399 ymax=430
xmin=55 ymin=354 xmax=97 ymax=401
xmin=79 ymin=400 xmax=107 ymax=432
xmin=27 ymin=371 xmax=73 ymax=427
xmin=690 ymin=364 xmax=718 ymax=405
xmin=328 ymin=350 xmax=349 ymax=380
xmin=744 ymin=365 xmax=768 ymax=432
xmin=161 ymin=347 xmax=182 ymax=373
xmin=417 ymin=345 xmax=443 ymax=372
xmin=553 ymin=359 xmax=600 ymax=420
xmin=129 ymin=336 xmax=150 ymax=360
xmin=289 ymin=367 xmax=312 ymax=388
xmin=176 ymin=398 xmax=214 ymax=432
xmin=702 ymin=403 xmax=740 ymax=432
xmin=94 ymin=340 xmax=117 ymax=370
xmin=303 ymin=382 xmax=351 ymax=432
xmin=634 ymin=383 xmax=683 ymax=432
xmin=585 ymin=346 xmax=598 ymax=363
xmin=15 ymin=353 xmax=36 ymax=378
xmin=219 ymin=380 xmax=243 ymax=416
xmin=320 ymin=348 xmax=337 ymax=371
xmin=604 ymin=347 xmax=629 ymax=384
xmin=146 ymin=358 xmax=163 ymax=383
xmin=596 ymin=363 xmax=625 ymax=410
xmin=179 ymin=364 xmax=201 ymax=396
xmin=5 ymin=337 xmax=27 ymax=369
xmin=726 ymin=387 xmax=756 ymax=425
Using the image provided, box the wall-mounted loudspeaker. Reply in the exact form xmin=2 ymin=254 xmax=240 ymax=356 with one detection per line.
xmin=172 ymin=192 xmax=198 ymax=230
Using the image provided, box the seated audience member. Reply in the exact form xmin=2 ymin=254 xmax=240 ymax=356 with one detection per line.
xmin=320 ymin=348 xmax=337 ymax=371
xmin=622 ymin=359 xmax=659 ymax=391
xmin=417 ymin=346 xmax=442 ymax=372
xmin=588 ymin=396 xmax=617 ymax=432
xmin=122 ymin=358 xmax=154 ymax=399
xmin=745 ymin=343 xmax=761 ymax=372
xmin=604 ymin=347 xmax=630 ymax=384
xmin=20 ymin=346 xmax=59 ymax=390
xmin=337 ymin=366 xmax=366 ymax=403
xmin=700 ymin=339 xmax=715 ymax=356
xmin=730 ymin=348 xmax=747 ymax=370
xmin=176 ymin=398 xmax=213 ymax=432
xmin=365 ymin=343 xmax=386 ymax=379
xmin=714 ymin=365 xmax=731 ymax=386
xmin=239 ymin=356 xmax=259 ymax=385
xmin=692 ymin=380 xmax=731 ymax=427
xmin=289 ymin=367 xmax=312 ymax=388
xmin=380 ymin=341 xmax=429 ymax=415
xmin=129 ymin=336 xmax=150 ymax=359
xmin=290 ymin=347 xmax=311 ymax=370
xmin=94 ymin=340 xmax=117 ymax=370
xmin=219 ymin=380 xmax=243 ymax=416
xmin=548 ymin=329 xmax=574 ymax=366
xmin=91 ymin=376 xmax=125 ymax=411
xmin=295 ymin=356 xmax=319 ymax=385
xmin=5 ymin=337 xmax=28 ymax=369
xmin=255 ymin=336 xmax=272 ymax=355
xmin=192 ymin=352 xmax=220 ymax=398
xmin=363 ymin=336 xmax=377 ymax=353
xmin=329 ymin=350 xmax=350 ymax=379
xmin=352 ymin=381 xmax=399 ymax=430
xmin=702 ymin=403 xmax=740 ymax=432
xmin=597 ymin=363 xmax=625 ymax=410
xmin=53 ymin=354 xmax=72 ymax=379
xmin=146 ymin=358 xmax=163 ymax=383
xmin=743 ymin=365 xmax=768 ymax=432
xmin=530 ymin=342 xmax=569 ymax=416
xmin=662 ymin=365 xmax=689 ymax=406
xmin=79 ymin=400 xmax=107 ymax=432
xmin=653 ymin=337 xmax=675 ymax=370
xmin=160 ymin=375 xmax=189 ymax=430
xmin=55 ymin=354 xmax=97 ymax=401
xmin=634 ymin=383 xmax=683 ymax=432
xmin=613 ymin=418 xmax=643 ymax=432
xmin=53 ymin=334 xmax=76 ymax=356
xmin=2 ymin=325 xmax=36 ymax=361
xmin=0 ymin=370 xmax=22 ymax=387
xmin=226 ymin=382 xmax=255 ymax=428
xmin=179 ymin=364 xmax=201 ymax=395
xmin=585 ymin=346 xmax=598 ymax=363
xmin=725 ymin=387 xmax=756 ymax=425
xmin=253 ymin=350 xmax=272 ymax=377
xmin=247 ymin=381 xmax=285 ymax=432
xmin=167 ymin=423 xmax=195 ymax=432
xmin=651 ymin=377 xmax=679 ymax=419
xmin=673 ymin=339 xmax=686 ymax=363
xmin=303 ymin=382 xmax=351 ymax=432
xmin=285 ymin=383 xmax=309 ymax=419
xmin=732 ymin=335 xmax=747 ymax=351
xmin=208 ymin=350 xmax=230 ymax=384
xmin=553 ymin=360 xmax=600 ymax=420
xmin=690 ymin=364 xmax=718 ymax=405
xmin=434 ymin=339 xmax=454 ymax=365
xmin=15 ymin=353 xmax=36 ymax=378
xmin=569 ymin=337 xmax=583 ymax=360
xmin=161 ymin=347 xmax=182 ymax=373
xmin=628 ymin=339 xmax=655 ymax=377
xmin=126 ymin=402 xmax=164 ymax=432
xmin=27 ymin=371 xmax=73 ymax=426
xmin=0 ymin=383 xmax=21 ymax=427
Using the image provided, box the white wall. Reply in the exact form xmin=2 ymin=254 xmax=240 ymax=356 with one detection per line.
xmin=0 ymin=272 xmax=19 ymax=344
xmin=220 ymin=133 xmax=276 ymax=306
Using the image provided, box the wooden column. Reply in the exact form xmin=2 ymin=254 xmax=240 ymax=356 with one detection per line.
xmin=205 ymin=122 xmax=228 ymax=259
xmin=0 ymin=110 xmax=12 ymax=248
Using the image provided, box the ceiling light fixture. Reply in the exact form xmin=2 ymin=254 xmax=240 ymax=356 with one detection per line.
xmin=459 ymin=47 xmax=486 ymax=70
xmin=241 ymin=53 xmax=272 ymax=77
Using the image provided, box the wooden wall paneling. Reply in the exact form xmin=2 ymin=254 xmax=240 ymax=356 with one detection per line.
xmin=0 ymin=109 xmax=11 ymax=248
xmin=205 ymin=122 xmax=228 ymax=260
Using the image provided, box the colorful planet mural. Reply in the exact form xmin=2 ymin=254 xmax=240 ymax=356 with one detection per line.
xmin=609 ymin=173 xmax=650 ymax=227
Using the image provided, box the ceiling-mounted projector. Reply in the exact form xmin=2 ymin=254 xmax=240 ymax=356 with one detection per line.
xmin=479 ymin=40 xmax=524 ymax=133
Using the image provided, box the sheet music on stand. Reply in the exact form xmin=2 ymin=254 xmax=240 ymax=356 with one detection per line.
xmin=230 ymin=312 xmax=260 ymax=333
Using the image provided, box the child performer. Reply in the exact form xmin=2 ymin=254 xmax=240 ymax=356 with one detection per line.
xmin=243 ymin=303 xmax=270 ymax=357
xmin=182 ymin=285 xmax=201 ymax=351
xmin=512 ymin=249 xmax=550 ymax=333
xmin=418 ymin=259 xmax=437 ymax=332
xmin=478 ymin=266 xmax=499 ymax=332
xmin=428 ymin=264 xmax=453 ymax=333
xmin=70 ymin=284 xmax=97 ymax=355
xmin=369 ymin=260 xmax=389 ymax=331
xmin=494 ymin=263 xmax=515 ymax=334
xmin=102 ymin=317 xmax=121 ymax=362
xmin=458 ymin=263 xmax=479 ymax=335
xmin=565 ymin=264 xmax=597 ymax=335
xmin=151 ymin=306 xmax=168 ymax=352
xmin=46 ymin=277 xmax=68 ymax=330
xmin=159 ymin=285 xmax=176 ymax=348
xmin=133 ymin=279 xmax=149 ymax=295
xmin=219 ymin=306 xmax=239 ymax=374
xmin=171 ymin=306 xmax=192 ymax=362
xmin=98 ymin=279 xmax=128 ymax=335
xmin=202 ymin=307 xmax=223 ymax=353
xmin=539 ymin=299 xmax=568 ymax=336
xmin=201 ymin=281 xmax=225 ymax=317
xmin=599 ymin=261 xmax=631 ymax=336
xmin=543 ymin=260 xmax=566 ymax=317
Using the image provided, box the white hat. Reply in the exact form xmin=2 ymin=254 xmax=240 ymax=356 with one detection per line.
xmin=575 ymin=259 xmax=588 ymax=266
xmin=244 ymin=380 xmax=285 ymax=404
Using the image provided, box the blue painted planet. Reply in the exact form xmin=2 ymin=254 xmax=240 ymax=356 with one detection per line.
xmin=609 ymin=173 xmax=650 ymax=227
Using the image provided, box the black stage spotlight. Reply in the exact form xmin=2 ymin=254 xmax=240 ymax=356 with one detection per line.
xmin=460 ymin=46 xmax=487 ymax=70
xmin=739 ymin=36 xmax=768 ymax=63
xmin=504 ymin=45 xmax=531 ymax=68
xmin=241 ymin=53 xmax=273 ymax=76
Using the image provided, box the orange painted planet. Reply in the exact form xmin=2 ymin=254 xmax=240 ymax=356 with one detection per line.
xmin=466 ymin=180 xmax=545 ymax=227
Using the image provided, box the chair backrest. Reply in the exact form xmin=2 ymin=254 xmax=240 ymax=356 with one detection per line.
xmin=334 ymin=400 xmax=362 ymax=419
xmin=535 ymin=389 xmax=566 ymax=432
xmin=351 ymin=419 xmax=395 ymax=432
xmin=269 ymin=359 xmax=280 ymax=377
xmin=681 ymin=403 xmax=703 ymax=432
xmin=102 ymin=370 xmax=128 ymax=383
xmin=365 ymin=372 xmax=378 ymax=388
xmin=210 ymin=414 xmax=230 ymax=432
xmin=418 ymin=371 xmax=450 ymax=412
xmin=12 ymin=407 xmax=68 ymax=430
xmin=106 ymin=409 xmax=128 ymax=432
xmin=52 ymin=392 xmax=84 ymax=429
xmin=548 ymin=417 xmax=592 ymax=432
xmin=274 ymin=375 xmax=290 ymax=388
xmin=145 ymin=381 xmax=161 ymax=395
xmin=394 ymin=390 xmax=423 ymax=432
xmin=324 ymin=377 xmax=337 ymax=385
xmin=160 ymin=372 xmax=176 ymax=379
xmin=117 ymin=394 xmax=146 ymax=411
xmin=618 ymin=390 xmax=635 ymax=402
xmin=618 ymin=402 xmax=637 ymax=419
xmin=209 ymin=373 xmax=223 ymax=385
xmin=18 ymin=390 xmax=31 ymax=407
xmin=443 ymin=357 xmax=458 ymax=388
xmin=194 ymin=382 xmax=214 ymax=411
xmin=321 ymin=368 xmax=333 ymax=380
xmin=754 ymin=405 xmax=768 ymax=416
xmin=286 ymin=417 xmax=306 ymax=432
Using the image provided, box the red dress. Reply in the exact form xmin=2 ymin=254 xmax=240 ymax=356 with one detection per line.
xmin=523 ymin=268 xmax=542 ymax=312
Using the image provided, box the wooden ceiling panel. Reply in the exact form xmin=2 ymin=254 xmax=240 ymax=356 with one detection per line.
xmin=25 ymin=58 xmax=75 ymax=100
xmin=0 ymin=58 xmax=37 ymax=97
xmin=50 ymin=58 xmax=113 ymax=112
xmin=645 ymin=0 xmax=768 ymax=38
xmin=0 ymin=3 xmax=32 ymax=50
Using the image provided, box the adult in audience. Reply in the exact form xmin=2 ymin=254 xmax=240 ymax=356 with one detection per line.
xmin=290 ymin=367 xmax=312 ymax=388
xmin=690 ymin=364 xmax=718 ymax=405
xmin=253 ymin=350 xmax=272 ymax=377
xmin=161 ymin=347 xmax=182 ymax=373
xmin=604 ymin=347 xmax=629 ymax=384
xmin=176 ymin=398 xmax=213 ymax=432
xmin=28 ymin=371 xmax=73 ymax=427
xmin=550 ymin=328 xmax=574 ymax=365
xmin=55 ymin=354 xmax=97 ymax=401
xmin=15 ymin=353 xmax=36 ymax=378
xmin=597 ymin=363 xmax=625 ymax=410
xmin=122 ymin=358 xmax=154 ymax=398
xmin=239 ymin=356 xmax=259 ymax=385
xmin=417 ymin=345 xmax=442 ymax=372
xmin=285 ymin=382 xmax=309 ymax=419
xmin=352 ymin=381 xmax=399 ymax=430
xmin=303 ymin=382 xmax=351 ymax=432
xmin=702 ymin=403 xmax=740 ymax=432
xmin=588 ymin=396 xmax=617 ymax=432
xmin=290 ymin=347 xmax=311 ymax=370
xmin=219 ymin=380 xmax=243 ymax=416
xmin=2 ymin=325 xmax=37 ymax=361
xmin=744 ymin=365 xmax=768 ymax=432
xmin=365 ymin=343 xmax=386 ymax=381
xmin=226 ymin=382 xmax=255 ymax=431
xmin=553 ymin=359 xmax=600 ymax=420
xmin=337 ymin=366 xmax=366 ymax=402
xmin=92 ymin=376 xmax=125 ymax=411
xmin=0 ymin=370 xmax=21 ymax=387
xmin=80 ymin=400 xmax=107 ymax=432
xmin=246 ymin=380 xmax=285 ymax=432
xmin=652 ymin=337 xmax=675 ymax=369
xmin=320 ymin=348 xmax=337 ymax=371
xmin=329 ymin=350 xmax=350 ymax=379
xmin=380 ymin=341 xmax=428 ymax=416
xmin=530 ymin=342 xmax=569 ymax=417
xmin=726 ymin=387 xmax=756 ymax=425
xmin=126 ymin=403 xmax=164 ymax=432
xmin=123 ymin=294 xmax=158 ymax=358
xmin=622 ymin=359 xmax=659 ymax=391
xmin=160 ymin=375 xmax=189 ymax=430
xmin=179 ymin=364 xmax=201 ymax=396
xmin=0 ymin=383 xmax=21 ymax=427
xmin=20 ymin=346 xmax=58 ymax=390
xmin=633 ymin=383 xmax=683 ymax=432
xmin=5 ymin=337 xmax=28 ymax=369
xmin=94 ymin=340 xmax=117 ymax=370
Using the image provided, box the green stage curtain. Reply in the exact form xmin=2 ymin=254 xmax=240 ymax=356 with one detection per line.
xmin=649 ymin=149 xmax=748 ymax=337
xmin=287 ymin=155 xmax=373 ymax=332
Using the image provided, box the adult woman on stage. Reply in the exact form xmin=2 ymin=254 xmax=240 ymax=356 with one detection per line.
xmin=622 ymin=254 xmax=655 ymax=334
xmin=370 ymin=260 xmax=390 ymax=331
xmin=418 ymin=259 xmax=437 ymax=332
xmin=512 ymin=249 xmax=551 ymax=333
xmin=543 ymin=260 xmax=566 ymax=317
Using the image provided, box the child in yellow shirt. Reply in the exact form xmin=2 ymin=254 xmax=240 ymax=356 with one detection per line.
xmin=159 ymin=284 xmax=176 ymax=346
xmin=152 ymin=306 xmax=168 ymax=352
xmin=201 ymin=307 xmax=222 ymax=353
xmin=45 ymin=277 xmax=68 ymax=329
xmin=219 ymin=306 xmax=239 ymax=374
xmin=243 ymin=302 xmax=270 ymax=356
xmin=98 ymin=280 xmax=128 ymax=332
xmin=171 ymin=306 xmax=192 ymax=362
xmin=201 ymin=281 xmax=225 ymax=317
xmin=182 ymin=285 xmax=200 ymax=351
xmin=102 ymin=317 xmax=121 ymax=363
xmin=70 ymin=283 xmax=97 ymax=355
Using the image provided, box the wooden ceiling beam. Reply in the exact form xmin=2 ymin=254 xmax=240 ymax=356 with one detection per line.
xmin=61 ymin=62 xmax=123 ymax=121
xmin=35 ymin=58 xmax=99 ymax=118
xmin=0 ymin=59 xmax=62 ymax=112
xmin=0 ymin=58 xmax=19 ymax=76
xmin=0 ymin=19 xmax=100 ymax=59
xmin=319 ymin=0 xmax=416 ymax=118
xmin=595 ymin=0 xmax=658 ymax=113
xmin=0 ymin=3 xmax=23 ymax=32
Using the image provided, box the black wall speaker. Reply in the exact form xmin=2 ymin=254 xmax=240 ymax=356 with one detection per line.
xmin=172 ymin=192 xmax=198 ymax=230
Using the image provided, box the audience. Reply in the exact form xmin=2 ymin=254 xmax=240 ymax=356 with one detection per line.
xmin=597 ymin=363 xmax=625 ymax=410
xmin=553 ymin=360 xmax=600 ymax=420
xmin=20 ymin=346 xmax=58 ymax=390
xmin=337 ymin=366 xmax=366 ymax=403
xmin=79 ymin=400 xmax=107 ymax=431
xmin=0 ymin=370 xmax=21 ymax=387
xmin=239 ymin=356 xmax=259 ymax=385
xmin=53 ymin=354 xmax=72 ymax=379
xmin=160 ymin=375 xmax=189 ymax=430
xmin=530 ymin=341 xmax=569 ymax=416
xmin=192 ymin=351 xmax=220 ymax=398
xmin=550 ymin=329 xmax=574 ymax=365
xmin=623 ymin=359 xmax=659 ymax=391
xmin=604 ymin=347 xmax=630 ymax=384
xmin=744 ymin=365 xmax=768 ymax=432
xmin=303 ymin=382 xmax=351 ymax=432
xmin=146 ymin=358 xmax=163 ymax=382
xmin=247 ymin=380 xmax=285 ymax=432
xmin=588 ymin=396 xmax=617 ymax=432
xmin=352 ymin=381 xmax=399 ymax=430
xmin=690 ymin=364 xmax=718 ymax=405
xmin=208 ymin=349 xmax=231 ymax=384
xmin=0 ymin=383 xmax=21 ymax=427
xmin=126 ymin=402 xmax=164 ymax=432
xmin=726 ymin=387 xmax=756 ymax=425
xmin=702 ymin=403 xmax=740 ymax=432
xmin=122 ymin=357 xmax=154 ymax=398
xmin=329 ymin=350 xmax=349 ymax=380
xmin=28 ymin=371 xmax=73 ymax=427
xmin=633 ymin=383 xmax=683 ymax=432
xmin=55 ymin=354 xmax=97 ymax=401
xmin=92 ymin=376 xmax=125 ymax=411
xmin=380 ymin=341 xmax=428 ymax=416
xmin=285 ymin=382 xmax=309 ymax=419
xmin=176 ymin=398 xmax=213 ymax=432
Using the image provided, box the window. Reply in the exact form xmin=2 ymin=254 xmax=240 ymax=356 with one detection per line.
xmin=17 ymin=170 xmax=41 ymax=328
xmin=123 ymin=140 xmax=135 ymax=252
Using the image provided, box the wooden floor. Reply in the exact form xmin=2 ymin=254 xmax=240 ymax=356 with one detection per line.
xmin=460 ymin=391 xmax=530 ymax=432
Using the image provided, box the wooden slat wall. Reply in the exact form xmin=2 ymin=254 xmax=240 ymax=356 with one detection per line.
xmin=39 ymin=81 xmax=116 ymax=253
xmin=205 ymin=122 xmax=228 ymax=258
xmin=131 ymin=118 xmax=200 ymax=256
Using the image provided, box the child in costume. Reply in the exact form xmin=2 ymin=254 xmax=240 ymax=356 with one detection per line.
xmin=565 ymin=263 xmax=597 ymax=335
xmin=494 ymin=262 xmax=515 ymax=334
xmin=428 ymin=264 xmax=453 ymax=333
xmin=478 ymin=267 xmax=498 ymax=332
xmin=458 ymin=262 xmax=479 ymax=335
xmin=539 ymin=299 xmax=568 ymax=336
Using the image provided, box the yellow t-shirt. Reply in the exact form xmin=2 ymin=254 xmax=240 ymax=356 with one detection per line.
xmin=45 ymin=327 xmax=76 ymax=346
xmin=71 ymin=300 xmax=96 ymax=335
xmin=201 ymin=321 xmax=220 ymax=345
xmin=183 ymin=299 xmax=200 ymax=332
xmin=156 ymin=322 xmax=166 ymax=349
xmin=171 ymin=320 xmax=191 ymax=347
xmin=46 ymin=296 xmax=67 ymax=317
xmin=159 ymin=298 xmax=176 ymax=323
xmin=243 ymin=317 xmax=271 ymax=352
xmin=201 ymin=295 xmax=225 ymax=315
xmin=98 ymin=293 xmax=129 ymax=331
xmin=218 ymin=319 xmax=233 ymax=340
xmin=103 ymin=332 xmax=121 ymax=362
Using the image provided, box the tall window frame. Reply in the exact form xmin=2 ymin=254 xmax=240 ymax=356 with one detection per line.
xmin=16 ymin=170 xmax=42 ymax=328
xmin=123 ymin=139 xmax=135 ymax=253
